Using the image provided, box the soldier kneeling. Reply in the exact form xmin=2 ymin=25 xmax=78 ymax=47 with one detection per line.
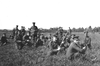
xmin=35 ymin=34 xmax=43 ymax=48
xmin=0 ymin=33 xmax=7 ymax=46
xmin=49 ymin=34 xmax=60 ymax=55
xmin=23 ymin=32 xmax=32 ymax=47
xmin=66 ymin=36 xmax=87 ymax=61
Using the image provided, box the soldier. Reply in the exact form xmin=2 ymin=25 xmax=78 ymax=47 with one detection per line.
xmin=51 ymin=34 xmax=59 ymax=50
xmin=0 ymin=33 xmax=7 ymax=46
xmin=49 ymin=34 xmax=52 ymax=40
xmin=66 ymin=33 xmax=72 ymax=44
xmin=70 ymin=34 xmax=76 ymax=42
xmin=57 ymin=28 xmax=64 ymax=44
xmin=30 ymin=22 xmax=38 ymax=42
xmin=66 ymin=36 xmax=86 ymax=61
xmin=15 ymin=25 xmax=19 ymax=35
xmin=21 ymin=26 xmax=26 ymax=37
xmin=40 ymin=34 xmax=45 ymax=43
xmin=68 ymin=27 xmax=72 ymax=35
xmin=23 ymin=32 xmax=32 ymax=46
xmin=12 ymin=28 xmax=15 ymax=38
xmin=84 ymin=31 xmax=92 ymax=50
xmin=35 ymin=34 xmax=43 ymax=48
xmin=15 ymin=30 xmax=23 ymax=50
xmin=13 ymin=25 xmax=19 ymax=39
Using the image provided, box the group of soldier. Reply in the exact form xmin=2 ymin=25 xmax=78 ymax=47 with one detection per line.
xmin=49 ymin=28 xmax=91 ymax=61
xmin=0 ymin=22 xmax=92 ymax=61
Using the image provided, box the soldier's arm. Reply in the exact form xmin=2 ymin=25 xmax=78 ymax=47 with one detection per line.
xmin=89 ymin=38 xmax=91 ymax=44
xmin=30 ymin=27 xmax=32 ymax=30
xmin=86 ymin=37 xmax=91 ymax=45
xmin=73 ymin=43 xmax=83 ymax=52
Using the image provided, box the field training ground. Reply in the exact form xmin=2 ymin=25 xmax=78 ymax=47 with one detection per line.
xmin=0 ymin=32 xmax=100 ymax=66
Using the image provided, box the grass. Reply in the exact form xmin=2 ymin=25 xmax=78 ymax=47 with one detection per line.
xmin=0 ymin=32 xmax=100 ymax=66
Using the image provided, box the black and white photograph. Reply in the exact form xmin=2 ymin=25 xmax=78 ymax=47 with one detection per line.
xmin=0 ymin=0 xmax=100 ymax=66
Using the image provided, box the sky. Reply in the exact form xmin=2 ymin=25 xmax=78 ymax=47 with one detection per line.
xmin=0 ymin=0 xmax=100 ymax=30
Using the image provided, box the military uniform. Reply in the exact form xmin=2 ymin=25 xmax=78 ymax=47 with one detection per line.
xmin=30 ymin=22 xmax=38 ymax=42
xmin=1 ymin=33 xmax=7 ymax=45
xmin=15 ymin=26 xmax=19 ymax=36
xmin=23 ymin=34 xmax=31 ymax=42
xmin=55 ymin=29 xmax=64 ymax=46
xmin=23 ymin=32 xmax=32 ymax=46
xmin=66 ymin=37 xmax=85 ymax=61
xmin=13 ymin=25 xmax=19 ymax=39
xmin=21 ymin=26 xmax=26 ymax=37
xmin=15 ymin=31 xmax=23 ymax=50
xmin=84 ymin=36 xmax=91 ymax=50
xmin=51 ymin=34 xmax=59 ymax=49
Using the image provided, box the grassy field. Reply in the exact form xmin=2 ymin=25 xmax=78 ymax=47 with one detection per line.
xmin=0 ymin=32 xmax=100 ymax=66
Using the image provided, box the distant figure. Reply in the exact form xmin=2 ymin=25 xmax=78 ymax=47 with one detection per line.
xmin=13 ymin=25 xmax=19 ymax=38
xmin=68 ymin=27 xmax=72 ymax=35
xmin=84 ymin=31 xmax=92 ymax=50
xmin=21 ymin=26 xmax=26 ymax=37
xmin=30 ymin=22 xmax=39 ymax=42
xmin=54 ymin=28 xmax=64 ymax=46
xmin=0 ymin=33 xmax=7 ymax=46
xmin=57 ymin=28 xmax=64 ymax=43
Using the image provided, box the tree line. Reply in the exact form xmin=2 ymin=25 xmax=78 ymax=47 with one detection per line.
xmin=0 ymin=26 xmax=100 ymax=33
xmin=39 ymin=26 xmax=100 ymax=33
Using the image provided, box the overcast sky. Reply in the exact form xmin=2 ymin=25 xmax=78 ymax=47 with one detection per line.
xmin=0 ymin=0 xmax=100 ymax=30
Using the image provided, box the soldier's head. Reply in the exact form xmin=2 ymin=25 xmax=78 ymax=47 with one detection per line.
xmin=26 ymin=32 xmax=30 ymax=36
xmin=3 ymin=33 xmax=6 ymax=36
xmin=32 ymin=22 xmax=35 ymax=26
xmin=16 ymin=25 xmax=18 ymax=29
xmin=16 ymin=25 xmax=18 ymax=28
xmin=73 ymin=36 xmax=80 ymax=43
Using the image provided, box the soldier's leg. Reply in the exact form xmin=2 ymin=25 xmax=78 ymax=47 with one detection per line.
xmin=20 ymin=43 xmax=24 ymax=50
xmin=18 ymin=42 xmax=23 ymax=50
xmin=69 ymin=54 xmax=75 ymax=61
xmin=33 ymin=34 xmax=35 ymax=42
xmin=16 ymin=43 xmax=19 ymax=49
xmin=88 ymin=44 xmax=92 ymax=50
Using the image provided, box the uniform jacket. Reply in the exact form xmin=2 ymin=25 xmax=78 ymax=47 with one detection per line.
xmin=66 ymin=41 xmax=83 ymax=59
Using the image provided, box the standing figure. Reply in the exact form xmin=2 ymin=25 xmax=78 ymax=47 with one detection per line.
xmin=13 ymin=25 xmax=19 ymax=40
xmin=15 ymin=25 xmax=19 ymax=36
xmin=84 ymin=31 xmax=92 ymax=50
xmin=57 ymin=28 xmax=64 ymax=44
xmin=21 ymin=26 xmax=26 ymax=37
xmin=30 ymin=22 xmax=39 ymax=43
xmin=15 ymin=31 xmax=23 ymax=50
xmin=68 ymin=27 xmax=72 ymax=35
